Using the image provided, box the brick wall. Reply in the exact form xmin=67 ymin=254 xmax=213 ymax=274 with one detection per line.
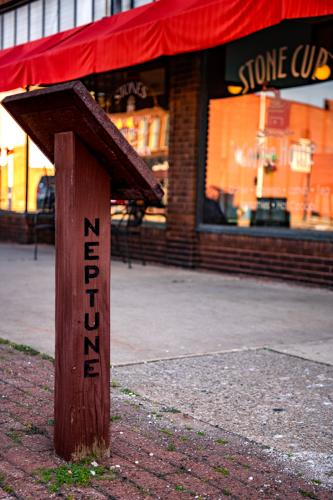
xmin=198 ymin=232 xmax=333 ymax=288
xmin=164 ymin=53 xmax=201 ymax=267
xmin=0 ymin=211 xmax=30 ymax=243
xmin=0 ymin=211 xmax=54 ymax=244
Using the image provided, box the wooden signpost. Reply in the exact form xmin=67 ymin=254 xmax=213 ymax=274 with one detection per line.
xmin=3 ymin=82 xmax=163 ymax=461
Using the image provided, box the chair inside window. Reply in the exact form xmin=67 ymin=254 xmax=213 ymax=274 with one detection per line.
xmin=111 ymin=200 xmax=146 ymax=268
xmin=33 ymin=174 xmax=55 ymax=260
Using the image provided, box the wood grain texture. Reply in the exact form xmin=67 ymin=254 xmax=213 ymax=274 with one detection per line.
xmin=54 ymin=131 xmax=110 ymax=461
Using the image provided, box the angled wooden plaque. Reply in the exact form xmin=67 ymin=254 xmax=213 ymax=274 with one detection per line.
xmin=2 ymin=82 xmax=163 ymax=461
xmin=2 ymin=81 xmax=163 ymax=201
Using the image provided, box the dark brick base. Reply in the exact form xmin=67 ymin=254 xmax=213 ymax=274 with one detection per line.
xmin=0 ymin=211 xmax=54 ymax=245
xmin=198 ymin=232 xmax=333 ymax=288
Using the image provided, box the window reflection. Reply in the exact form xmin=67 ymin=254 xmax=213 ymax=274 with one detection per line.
xmin=205 ymin=81 xmax=333 ymax=231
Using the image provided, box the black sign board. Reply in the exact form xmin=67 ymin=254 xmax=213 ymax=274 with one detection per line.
xmin=207 ymin=18 xmax=333 ymax=98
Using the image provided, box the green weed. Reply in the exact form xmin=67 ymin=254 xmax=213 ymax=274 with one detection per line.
xmin=25 ymin=423 xmax=47 ymax=435
xmin=35 ymin=461 xmax=115 ymax=493
xmin=214 ymin=466 xmax=230 ymax=477
xmin=121 ymin=387 xmax=140 ymax=397
xmin=0 ymin=473 xmax=14 ymax=494
xmin=111 ymin=415 xmax=122 ymax=422
xmin=6 ymin=430 xmax=22 ymax=444
xmin=167 ymin=442 xmax=176 ymax=452
xmin=159 ymin=428 xmax=173 ymax=437
xmin=160 ymin=407 xmax=181 ymax=414
xmin=299 ymin=490 xmax=318 ymax=499
xmin=216 ymin=438 xmax=228 ymax=445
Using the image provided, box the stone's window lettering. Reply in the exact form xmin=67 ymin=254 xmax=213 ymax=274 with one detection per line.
xmin=84 ymin=359 xmax=99 ymax=378
xmin=84 ymin=336 xmax=100 ymax=356
xmin=84 ymin=217 xmax=100 ymax=237
xmin=84 ymin=311 xmax=100 ymax=331
xmin=114 ymin=81 xmax=148 ymax=104
xmin=86 ymin=288 xmax=98 ymax=307
xmin=85 ymin=265 xmax=99 ymax=284
xmin=84 ymin=241 xmax=99 ymax=260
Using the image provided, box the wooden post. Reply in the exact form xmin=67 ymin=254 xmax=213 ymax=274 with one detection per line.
xmin=2 ymin=81 xmax=163 ymax=462
xmin=54 ymin=132 xmax=111 ymax=461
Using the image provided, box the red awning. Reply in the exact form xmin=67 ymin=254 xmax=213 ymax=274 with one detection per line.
xmin=0 ymin=0 xmax=332 ymax=91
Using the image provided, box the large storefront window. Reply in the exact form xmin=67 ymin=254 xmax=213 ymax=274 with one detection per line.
xmin=205 ymin=83 xmax=333 ymax=230
xmin=0 ymin=90 xmax=53 ymax=213
xmin=85 ymin=64 xmax=169 ymax=224
xmin=0 ymin=63 xmax=168 ymax=218
xmin=203 ymin=20 xmax=333 ymax=233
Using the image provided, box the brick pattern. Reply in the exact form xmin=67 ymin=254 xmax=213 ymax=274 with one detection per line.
xmin=0 ymin=212 xmax=29 ymax=244
xmin=0 ymin=212 xmax=54 ymax=244
xmin=198 ymin=232 xmax=333 ymax=288
xmin=165 ymin=54 xmax=202 ymax=267
xmin=0 ymin=343 xmax=331 ymax=499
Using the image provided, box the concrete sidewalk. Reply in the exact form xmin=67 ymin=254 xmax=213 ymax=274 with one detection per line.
xmin=0 ymin=243 xmax=332 ymax=366
xmin=0 ymin=243 xmax=332 ymax=491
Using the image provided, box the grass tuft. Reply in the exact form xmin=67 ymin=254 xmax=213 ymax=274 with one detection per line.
xmin=6 ymin=430 xmax=22 ymax=444
xmin=0 ymin=472 xmax=15 ymax=494
xmin=166 ymin=442 xmax=176 ymax=452
xmin=35 ymin=461 xmax=115 ymax=493
xmin=299 ymin=490 xmax=318 ymax=499
xmin=216 ymin=438 xmax=228 ymax=445
xmin=121 ymin=387 xmax=140 ymax=397
xmin=160 ymin=407 xmax=181 ymax=414
xmin=214 ymin=466 xmax=230 ymax=477
xmin=111 ymin=415 xmax=122 ymax=422
xmin=159 ymin=428 xmax=173 ymax=437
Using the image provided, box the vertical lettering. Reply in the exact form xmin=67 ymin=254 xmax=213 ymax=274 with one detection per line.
xmin=86 ymin=289 xmax=98 ymax=307
xmin=84 ymin=241 xmax=100 ymax=260
xmin=84 ymin=336 xmax=100 ymax=355
xmin=85 ymin=265 xmax=99 ymax=284
xmin=84 ymin=217 xmax=100 ymax=237
xmin=84 ymin=359 xmax=99 ymax=378
xmin=84 ymin=311 xmax=100 ymax=331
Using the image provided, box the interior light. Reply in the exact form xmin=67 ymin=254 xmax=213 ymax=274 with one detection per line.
xmin=125 ymin=117 xmax=134 ymax=128
xmin=227 ymin=85 xmax=243 ymax=95
xmin=314 ymin=65 xmax=331 ymax=81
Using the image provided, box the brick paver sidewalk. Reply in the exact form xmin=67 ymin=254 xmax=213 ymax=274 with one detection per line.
xmin=0 ymin=342 xmax=331 ymax=499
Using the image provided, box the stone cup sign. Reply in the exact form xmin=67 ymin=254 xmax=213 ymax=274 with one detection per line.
xmin=2 ymin=82 xmax=163 ymax=461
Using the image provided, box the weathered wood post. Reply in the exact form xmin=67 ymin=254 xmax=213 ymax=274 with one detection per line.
xmin=3 ymin=82 xmax=163 ymax=461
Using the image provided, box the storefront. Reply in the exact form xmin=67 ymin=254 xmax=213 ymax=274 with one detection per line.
xmin=0 ymin=0 xmax=332 ymax=286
